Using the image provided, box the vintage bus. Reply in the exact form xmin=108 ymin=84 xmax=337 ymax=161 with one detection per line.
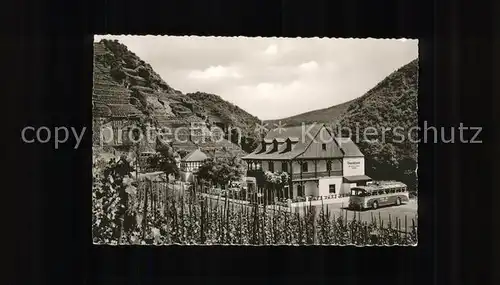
xmin=348 ymin=181 xmax=409 ymax=210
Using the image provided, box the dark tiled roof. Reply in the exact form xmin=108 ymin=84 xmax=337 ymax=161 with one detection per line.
xmin=243 ymin=124 xmax=321 ymax=160
xmin=243 ymin=123 xmax=364 ymax=160
xmin=337 ymin=138 xmax=364 ymax=157
xmin=264 ymin=124 xmax=315 ymax=141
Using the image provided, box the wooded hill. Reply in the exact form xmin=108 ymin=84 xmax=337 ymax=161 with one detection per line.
xmin=265 ymin=59 xmax=419 ymax=190
xmin=339 ymin=59 xmax=418 ymax=190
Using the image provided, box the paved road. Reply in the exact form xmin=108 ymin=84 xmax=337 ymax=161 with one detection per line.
xmin=309 ymin=199 xmax=418 ymax=229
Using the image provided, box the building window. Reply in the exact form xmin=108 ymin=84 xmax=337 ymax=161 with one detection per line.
xmin=281 ymin=162 xmax=288 ymax=172
xmin=326 ymin=161 xmax=331 ymax=171
xmin=268 ymin=161 xmax=274 ymax=172
xmin=322 ymin=143 xmax=326 ymax=150
xmin=329 ymin=184 xmax=336 ymax=194
xmin=297 ymin=185 xmax=304 ymax=196
xmin=283 ymin=186 xmax=289 ymax=199
xmin=301 ymin=162 xmax=308 ymax=172
xmin=132 ymin=129 xmax=141 ymax=141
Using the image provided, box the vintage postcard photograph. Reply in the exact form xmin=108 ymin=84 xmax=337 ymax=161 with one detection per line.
xmin=92 ymin=35 xmax=418 ymax=246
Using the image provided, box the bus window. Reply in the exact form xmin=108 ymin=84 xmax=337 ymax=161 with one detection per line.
xmin=390 ymin=188 xmax=395 ymax=194
xmin=351 ymin=189 xmax=362 ymax=196
xmin=352 ymin=189 xmax=367 ymax=197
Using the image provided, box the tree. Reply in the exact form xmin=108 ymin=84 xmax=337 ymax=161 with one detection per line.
xmin=264 ymin=171 xmax=290 ymax=200
xmin=177 ymin=149 xmax=189 ymax=159
xmin=197 ymin=156 xmax=244 ymax=189
xmin=147 ymin=148 xmax=179 ymax=183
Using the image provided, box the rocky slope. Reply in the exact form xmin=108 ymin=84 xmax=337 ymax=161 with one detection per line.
xmin=93 ymin=39 xmax=261 ymax=157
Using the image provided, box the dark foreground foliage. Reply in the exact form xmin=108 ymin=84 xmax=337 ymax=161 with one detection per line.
xmin=93 ymin=158 xmax=417 ymax=246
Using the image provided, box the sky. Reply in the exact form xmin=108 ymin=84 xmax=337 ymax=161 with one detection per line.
xmin=94 ymin=35 xmax=418 ymax=120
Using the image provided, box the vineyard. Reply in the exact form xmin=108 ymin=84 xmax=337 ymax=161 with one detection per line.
xmin=92 ymin=155 xmax=418 ymax=246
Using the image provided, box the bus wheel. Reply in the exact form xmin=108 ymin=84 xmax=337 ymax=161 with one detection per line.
xmin=372 ymin=201 xmax=378 ymax=210
xmin=396 ymin=197 xmax=401 ymax=206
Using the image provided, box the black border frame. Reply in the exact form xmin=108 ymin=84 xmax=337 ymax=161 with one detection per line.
xmin=6 ymin=0 xmax=495 ymax=284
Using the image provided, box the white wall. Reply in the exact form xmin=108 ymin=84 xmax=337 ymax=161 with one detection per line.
xmin=293 ymin=181 xmax=319 ymax=197
xmin=290 ymin=197 xmax=350 ymax=208
xmin=316 ymin=160 xmax=327 ymax=172
xmin=292 ymin=161 xmax=302 ymax=174
xmin=341 ymin=183 xmax=357 ymax=195
xmin=318 ymin=177 xmax=343 ymax=196
xmin=342 ymin=157 xmax=365 ymax=176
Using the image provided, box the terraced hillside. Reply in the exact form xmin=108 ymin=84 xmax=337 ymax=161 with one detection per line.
xmin=186 ymin=92 xmax=262 ymax=152
xmin=93 ymin=43 xmax=143 ymax=119
xmin=93 ymin=39 xmax=259 ymax=157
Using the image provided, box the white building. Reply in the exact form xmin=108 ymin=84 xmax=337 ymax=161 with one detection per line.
xmin=242 ymin=123 xmax=371 ymax=200
xmin=179 ymin=148 xmax=209 ymax=183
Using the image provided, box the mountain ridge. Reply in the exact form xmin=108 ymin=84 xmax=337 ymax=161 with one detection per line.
xmin=264 ymin=99 xmax=355 ymax=127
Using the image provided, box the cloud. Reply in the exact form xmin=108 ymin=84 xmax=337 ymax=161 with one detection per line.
xmin=264 ymin=44 xmax=278 ymax=55
xmin=94 ymin=36 xmax=418 ymax=120
xmin=232 ymin=80 xmax=328 ymax=120
xmin=298 ymin=61 xmax=319 ymax=72
xmin=187 ymin=65 xmax=242 ymax=80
